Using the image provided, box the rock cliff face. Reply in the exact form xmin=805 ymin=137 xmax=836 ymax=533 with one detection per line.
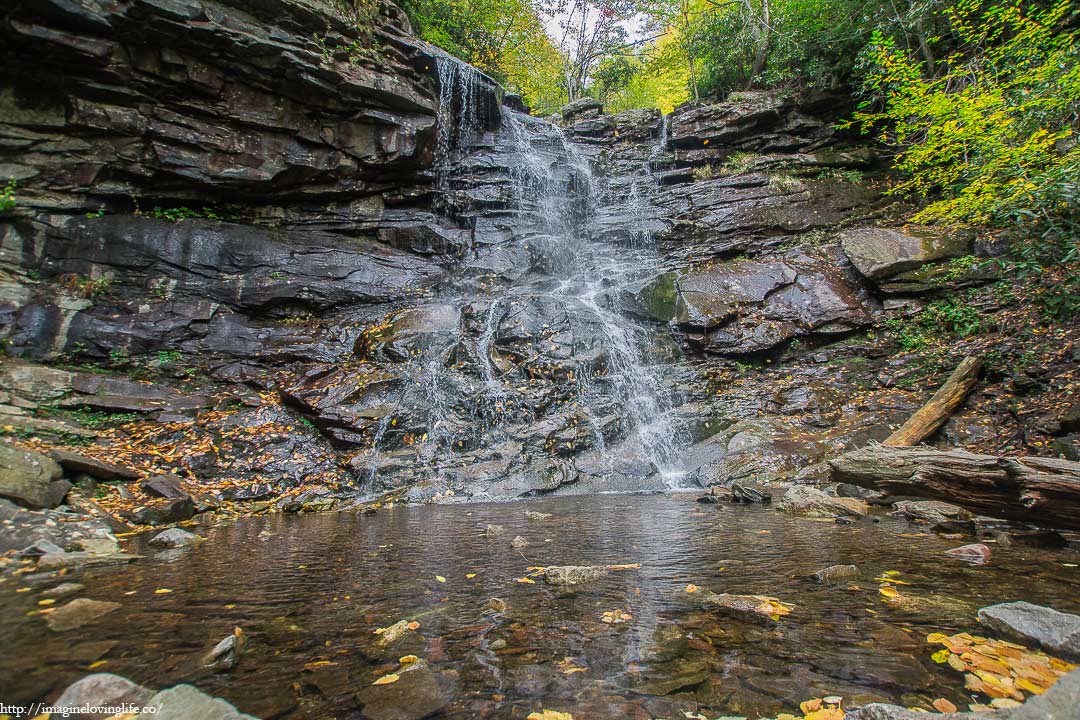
xmin=0 ymin=1 xmax=1003 ymax=510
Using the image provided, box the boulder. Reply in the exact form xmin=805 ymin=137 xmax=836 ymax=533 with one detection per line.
xmin=141 ymin=474 xmax=188 ymax=499
xmin=0 ymin=444 xmax=64 ymax=508
xmin=777 ymin=486 xmax=868 ymax=517
xmin=37 ymin=552 xmax=138 ymax=571
xmin=55 ymin=673 xmax=155 ymax=719
xmin=149 ymin=528 xmax=201 ymax=548
xmin=147 ymin=684 xmax=259 ymax=720
xmin=48 ymin=449 xmax=139 ymax=481
xmin=561 ymin=97 xmax=603 ymax=121
xmin=46 ymin=598 xmax=122 ymax=632
xmin=978 ymin=602 xmax=1080 ymax=662
xmin=839 ymin=227 xmax=969 ymax=282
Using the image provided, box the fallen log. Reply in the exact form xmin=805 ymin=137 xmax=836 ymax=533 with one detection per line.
xmin=884 ymin=356 xmax=982 ymax=447
xmin=829 ymin=444 xmax=1080 ymax=531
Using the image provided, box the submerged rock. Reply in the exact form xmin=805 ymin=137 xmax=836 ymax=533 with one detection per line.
xmin=891 ymin=500 xmax=967 ymax=525
xmin=777 ymin=486 xmax=868 ymax=517
xmin=46 ymin=598 xmax=122 ymax=632
xmin=543 ymin=565 xmax=609 ymax=586
xmin=356 ymin=660 xmax=447 ymax=720
xmin=945 ymin=543 xmax=992 ymax=563
xmin=41 ymin=581 xmax=85 ymax=598
xmin=978 ymin=602 xmax=1080 ymax=662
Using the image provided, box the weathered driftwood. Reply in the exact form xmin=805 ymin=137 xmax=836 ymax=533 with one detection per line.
xmin=884 ymin=356 xmax=982 ymax=447
xmin=829 ymin=444 xmax=1080 ymax=530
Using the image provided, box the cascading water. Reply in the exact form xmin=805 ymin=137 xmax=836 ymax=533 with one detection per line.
xmin=363 ymin=55 xmax=690 ymax=493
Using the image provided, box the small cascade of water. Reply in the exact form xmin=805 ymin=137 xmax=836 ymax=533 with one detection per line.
xmin=434 ymin=54 xmax=485 ymax=200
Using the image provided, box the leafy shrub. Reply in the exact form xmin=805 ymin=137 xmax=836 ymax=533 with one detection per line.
xmin=0 ymin=179 xmax=15 ymax=213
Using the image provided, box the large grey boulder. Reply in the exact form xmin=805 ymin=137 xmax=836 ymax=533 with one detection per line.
xmin=0 ymin=444 xmax=65 ymax=508
xmin=777 ymin=485 xmax=868 ymax=517
xmin=978 ymin=602 xmax=1080 ymax=662
xmin=840 ymin=227 xmax=969 ymax=281
xmin=55 ymin=673 xmax=155 ymax=719
xmin=148 ymin=685 xmax=259 ymax=720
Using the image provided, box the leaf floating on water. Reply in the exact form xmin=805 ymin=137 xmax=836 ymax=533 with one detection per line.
xmin=435 ymin=575 xmax=446 ymax=583
xmin=154 ymin=588 xmax=173 ymax=594
xmin=600 ymin=609 xmax=632 ymax=624
xmin=466 ymin=573 xmax=477 ymax=579
xmin=933 ymin=698 xmax=958 ymax=712
xmin=526 ymin=710 xmax=573 ymax=720
xmin=372 ymin=673 xmax=399 ymax=685
xmin=878 ymin=586 xmax=901 ymax=600
xmin=516 ymin=577 xmax=536 ymax=584
xmin=87 ymin=660 xmax=109 ymax=669
xmin=685 ymin=584 xmax=700 ymax=594
xmin=38 ymin=599 xmax=56 ymax=606
xmin=406 ymin=621 xmax=420 ymax=630
xmin=399 ymin=655 xmax=419 ymax=665
xmin=304 ymin=660 xmax=337 ymax=670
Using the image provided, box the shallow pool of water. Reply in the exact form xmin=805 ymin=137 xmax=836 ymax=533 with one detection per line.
xmin=3 ymin=494 xmax=1079 ymax=718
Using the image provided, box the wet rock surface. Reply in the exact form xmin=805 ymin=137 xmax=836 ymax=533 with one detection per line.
xmin=978 ymin=602 xmax=1080 ymax=662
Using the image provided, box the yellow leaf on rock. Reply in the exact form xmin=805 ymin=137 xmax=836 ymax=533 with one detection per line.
xmin=406 ymin=621 xmax=420 ymax=630
xmin=927 ymin=632 xmax=949 ymax=644
xmin=88 ymin=660 xmax=109 ymax=669
xmin=516 ymin=577 xmax=536 ymax=584
xmin=399 ymin=655 xmax=419 ymax=665
xmin=932 ymin=649 xmax=951 ymax=664
xmin=879 ymin=586 xmax=901 ymax=600
xmin=37 ymin=599 xmax=55 ymax=606
xmin=800 ymin=698 xmax=823 ymax=713
xmin=372 ymin=674 xmax=399 ymax=685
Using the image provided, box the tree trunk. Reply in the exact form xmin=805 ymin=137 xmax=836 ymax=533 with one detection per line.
xmin=829 ymin=444 xmax=1080 ymax=531
xmin=746 ymin=0 xmax=770 ymax=89
xmin=884 ymin=356 xmax=982 ymax=447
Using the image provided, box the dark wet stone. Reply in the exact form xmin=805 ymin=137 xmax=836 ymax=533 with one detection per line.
xmin=48 ymin=449 xmax=139 ymax=481
xmin=141 ymin=474 xmax=188 ymax=499
xmin=37 ymin=552 xmax=138 ymax=571
xmin=978 ymin=602 xmax=1080 ymax=661
xmin=126 ymin=497 xmax=196 ymax=526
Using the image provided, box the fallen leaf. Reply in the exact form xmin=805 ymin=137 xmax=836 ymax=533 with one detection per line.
xmin=399 ymin=655 xmax=419 ymax=665
xmin=516 ymin=577 xmax=536 ymax=584
xmin=154 ymin=588 xmax=173 ymax=594
xmin=37 ymin=599 xmax=56 ymax=606
xmin=372 ymin=674 xmax=399 ymax=685
xmin=933 ymin=698 xmax=958 ymax=712
xmin=466 ymin=573 xmax=477 ymax=579
xmin=87 ymin=660 xmax=109 ymax=669
xmin=435 ymin=576 xmax=446 ymax=583
xmin=526 ymin=711 xmax=573 ymax=720
xmin=800 ymin=698 xmax=823 ymax=713
xmin=685 ymin=584 xmax=699 ymax=593
xmin=406 ymin=621 xmax=420 ymax=630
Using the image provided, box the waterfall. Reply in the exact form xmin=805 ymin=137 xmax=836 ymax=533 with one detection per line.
xmin=363 ymin=58 xmax=690 ymax=493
